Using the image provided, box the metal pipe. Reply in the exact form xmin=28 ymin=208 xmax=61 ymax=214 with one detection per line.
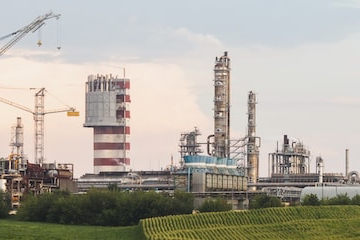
xmin=207 ymin=134 xmax=214 ymax=156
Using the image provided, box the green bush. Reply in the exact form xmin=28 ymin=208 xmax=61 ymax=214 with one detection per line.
xmin=351 ymin=194 xmax=360 ymax=205
xmin=302 ymin=194 xmax=320 ymax=206
xmin=0 ymin=190 xmax=11 ymax=218
xmin=328 ymin=193 xmax=351 ymax=205
xmin=198 ymin=198 xmax=232 ymax=213
xmin=249 ymin=195 xmax=282 ymax=209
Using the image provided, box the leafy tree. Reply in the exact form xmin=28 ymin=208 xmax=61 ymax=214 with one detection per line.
xmin=351 ymin=194 xmax=360 ymax=205
xmin=301 ymin=194 xmax=320 ymax=206
xmin=249 ymin=195 xmax=282 ymax=209
xmin=0 ymin=190 xmax=11 ymax=218
xmin=171 ymin=190 xmax=194 ymax=214
xmin=107 ymin=183 xmax=119 ymax=191
xmin=198 ymin=198 xmax=232 ymax=213
xmin=327 ymin=193 xmax=350 ymax=205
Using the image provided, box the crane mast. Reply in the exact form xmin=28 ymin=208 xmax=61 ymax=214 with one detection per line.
xmin=35 ymin=88 xmax=45 ymax=165
xmin=0 ymin=11 xmax=60 ymax=57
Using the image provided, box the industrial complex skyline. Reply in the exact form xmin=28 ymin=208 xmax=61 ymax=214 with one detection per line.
xmin=1 ymin=0 xmax=360 ymax=178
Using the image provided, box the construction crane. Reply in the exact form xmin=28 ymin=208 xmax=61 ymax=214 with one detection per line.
xmin=0 ymin=11 xmax=60 ymax=58
xmin=0 ymin=88 xmax=79 ymax=165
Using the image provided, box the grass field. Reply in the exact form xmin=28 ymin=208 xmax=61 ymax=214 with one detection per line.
xmin=3 ymin=206 xmax=360 ymax=239
xmin=0 ymin=219 xmax=146 ymax=240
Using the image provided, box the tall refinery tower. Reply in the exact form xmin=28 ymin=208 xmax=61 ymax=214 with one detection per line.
xmin=84 ymin=74 xmax=131 ymax=174
xmin=213 ymin=51 xmax=231 ymax=158
xmin=247 ymin=91 xmax=259 ymax=184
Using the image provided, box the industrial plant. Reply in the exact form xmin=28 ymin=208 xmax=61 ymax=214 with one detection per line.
xmin=1 ymin=13 xmax=360 ymax=210
xmin=0 ymin=12 xmax=78 ymax=209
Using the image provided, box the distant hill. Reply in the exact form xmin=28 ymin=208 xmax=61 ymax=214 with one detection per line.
xmin=141 ymin=205 xmax=360 ymax=239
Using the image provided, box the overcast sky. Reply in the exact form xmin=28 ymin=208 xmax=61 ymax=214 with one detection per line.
xmin=1 ymin=0 xmax=360 ymax=178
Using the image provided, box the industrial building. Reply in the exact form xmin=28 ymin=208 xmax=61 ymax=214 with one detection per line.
xmin=84 ymin=74 xmax=131 ymax=174
xmin=0 ymin=117 xmax=77 ymax=209
xmin=174 ymin=52 xmax=248 ymax=198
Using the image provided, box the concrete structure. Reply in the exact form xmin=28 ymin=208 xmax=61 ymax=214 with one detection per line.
xmin=84 ymin=74 xmax=131 ymax=174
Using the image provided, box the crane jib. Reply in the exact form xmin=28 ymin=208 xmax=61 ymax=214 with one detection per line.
xmin=0 ymin=11 xmax=61 ymax=57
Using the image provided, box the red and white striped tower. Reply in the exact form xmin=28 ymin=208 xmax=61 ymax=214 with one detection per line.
xmin=84 ymin=74 xmax=130 ymax=174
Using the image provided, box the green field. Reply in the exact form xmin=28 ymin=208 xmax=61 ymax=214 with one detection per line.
xmin=141 ymin=205 xmax=360 ymax=239
xmin=0 ymin=219 xmax=146 ymax=240
xmin=3 ymin=206 xmax=360 ymax=239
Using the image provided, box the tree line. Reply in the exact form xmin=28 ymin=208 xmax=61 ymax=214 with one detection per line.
xmin=16 ymin=189 xmax=194 ymax=226
xmin=301 ymin=193 xmax=360 ymax=206
xmin=0 ymin=190 xmax=11 ymax=218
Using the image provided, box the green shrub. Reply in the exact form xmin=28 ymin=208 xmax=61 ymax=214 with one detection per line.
xmin=302 ymin=194 xmax=320 ymax=206
xmin=249 ymin=194 xmax=282 ymax=209
xmin=328 ymin=193 xmax=351 ymax=205
xmin=0 ymin=190 xmax=11 ymax=218
xmin=198 ymin=198 xmax=232 ymax=212
xmin=351 ymin=194 xmax=360 ymax=205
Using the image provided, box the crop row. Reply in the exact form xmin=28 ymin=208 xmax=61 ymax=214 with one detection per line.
xmin=141 ymin=206 xmax=360 ymax=239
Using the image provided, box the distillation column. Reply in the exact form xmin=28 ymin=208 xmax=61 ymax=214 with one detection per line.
xmin=247 ymin=91 xmax=259 ymax=184
xmin=10 ymin=117 xmax=25 ymax=170
xmin=213 ymin=51 xmax=231 ymax=158
xmin=84 ymin=74 xmax=131 ymax=174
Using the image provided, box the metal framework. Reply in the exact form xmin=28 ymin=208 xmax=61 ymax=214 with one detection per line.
xmin=179 ymin=127 xmax=203 ymax=166
xmin=0 ymin=11 xmax=60 ymax=57
xmin=268 ymin=135 xmax=310 ymax=175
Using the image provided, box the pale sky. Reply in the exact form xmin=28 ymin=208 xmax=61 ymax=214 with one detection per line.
xmin=1 ymin=0 xmax=360 ymax=178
